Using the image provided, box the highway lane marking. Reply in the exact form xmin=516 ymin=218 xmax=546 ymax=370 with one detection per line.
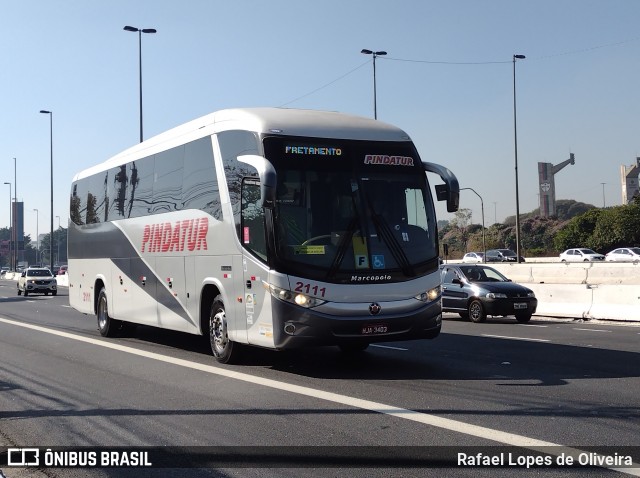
xmin=518 ymin=324 xmax=548 ymax=328
xmin=0 ymin=316 xmax=638 ymax=475
xmin=573 ymin=328 xmax=611 ymax=333
xmin=481 ymin=334 xmax=550 ymax=343
xmin=370 ymin=344 xmax=408 ymax=351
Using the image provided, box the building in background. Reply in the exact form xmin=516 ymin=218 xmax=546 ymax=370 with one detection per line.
xmin=621 ymin=158 xmax=640 ymax=205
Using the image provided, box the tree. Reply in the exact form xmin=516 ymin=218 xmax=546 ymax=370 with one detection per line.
xmin=590 ymin=205 xmax=640 ymax=251
xmin=38 ymin=227 xmax=68 ymax=266
xmin=441 ymin=208 xmax=473 ymax=256
xmin=554 ymin=208 xmax=602 ymax=251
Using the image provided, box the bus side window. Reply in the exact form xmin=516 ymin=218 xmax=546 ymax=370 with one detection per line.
xmin=241 ymin=179 xmax=267 ymax=262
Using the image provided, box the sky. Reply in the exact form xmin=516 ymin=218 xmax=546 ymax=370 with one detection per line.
xmin=2 ymin=0 xmax=640 ymax=243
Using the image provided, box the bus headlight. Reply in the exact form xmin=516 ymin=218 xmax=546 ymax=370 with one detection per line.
xmin=415 ymin=285 xmax=441 ymax=302
xmin=269 ymin=285 xmax=326 ymax=309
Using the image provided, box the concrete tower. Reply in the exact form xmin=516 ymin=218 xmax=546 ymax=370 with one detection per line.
xmin=538 ymin=153 xmax=576 ymax=217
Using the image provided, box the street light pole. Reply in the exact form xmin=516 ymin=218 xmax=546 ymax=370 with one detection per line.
xmin=3 ymin=182 xmax=10 ymax=270
xmin=39 ymin=110 xmax=53 ymax=271
xmin=13 ymin=157 xmax=17 ymax=271
xmin=513 ymin=54 xmax=525 ymax=263
xmin=33 ymin=209 xmax=39 ymax=265
xmin=361 ymin=49 xmax=387 ymax=119
xmin=56 ymin=215 xmax=60 ymax=265
xmin=600 ymin=183 xmax=606 ymax=208
xmin=460 ymin=188 xmax=486 ymax=261
xmin=124 ymin=25 xmax=157 ymax=143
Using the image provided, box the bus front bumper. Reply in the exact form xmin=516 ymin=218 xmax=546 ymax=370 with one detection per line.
xmin=269 ymin=298 xmax=442 ymax=349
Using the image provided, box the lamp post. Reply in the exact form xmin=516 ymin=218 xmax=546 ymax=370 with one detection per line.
xmin=33 ymin=209 xmax=39 ymax=265
xmin=3 ymin=182 xmax=10 ymax=270
xmin=360 ymin=49 xmax=387 ymax=119
xmin=600 ymin=183 xmax=606 ymax=208
xmin=13 ymin=157 xmax=16 ymax=271
xmin=56 ymin=215 xmax=60 ymax=265
xmin=124 ymin=25 xmax=157 ymax=143
xmin=513 ymin=54 xmax=525 ymax=263
xmin=460 ymin=187 xmax=486 ymax=261
xmin=39 ymin=110 xmax=53 ymax=271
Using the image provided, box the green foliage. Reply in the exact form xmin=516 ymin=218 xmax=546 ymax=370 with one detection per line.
xmin=590 ymin=205 xmax=640 ymax=251
xmin=553 ymin=208 xmax=603 ymax=251
xmin=440 ymin=199 xmax=640 ymax=258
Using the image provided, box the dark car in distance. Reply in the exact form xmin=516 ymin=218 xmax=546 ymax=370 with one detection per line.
xmin=485 ymin=248 xmax=525 ymax=262
xmin=440 ymin=264 xmax=537 ymax=323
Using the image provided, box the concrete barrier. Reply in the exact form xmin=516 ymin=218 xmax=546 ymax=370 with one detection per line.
xmin=585 ymin=263 xmax=640 ymax=284
xmin=527 ymin=283 xmax=593 ymax=318
xmin=488 ymin=262 xmax=640 ymax=322
xmin=589 ymin=284 xmax=640 ymax=321
xmin=57 ymin=273 xmax=69 ymax=287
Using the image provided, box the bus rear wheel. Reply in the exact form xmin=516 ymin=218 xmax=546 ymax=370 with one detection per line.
xmin=209 ymin=295 xmax=242 ymax=364
xmin=97 ymin=287 xmax=120 ymax=337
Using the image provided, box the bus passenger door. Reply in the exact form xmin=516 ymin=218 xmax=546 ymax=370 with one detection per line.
xmin=240 ymin=178 xmax=272 ymax=347
xmin=241 ymin=255 xmax=270 ymax=346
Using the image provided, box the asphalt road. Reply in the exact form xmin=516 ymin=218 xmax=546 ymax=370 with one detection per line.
xmin=0 ymin=280 xmax=638 ymax=477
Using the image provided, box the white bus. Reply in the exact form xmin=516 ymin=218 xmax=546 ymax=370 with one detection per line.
xmin=68 ymin=108 xmax=459 ymax=363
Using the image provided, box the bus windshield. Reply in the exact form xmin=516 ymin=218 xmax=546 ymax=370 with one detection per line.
xmin=264 ymin=136 xmax=438 ymax=283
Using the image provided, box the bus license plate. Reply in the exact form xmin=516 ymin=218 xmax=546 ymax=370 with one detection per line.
xmin=514 ymin=303 xmax=528 ymax=310
xmin=362 ymin=324 xmax=388 ymax=335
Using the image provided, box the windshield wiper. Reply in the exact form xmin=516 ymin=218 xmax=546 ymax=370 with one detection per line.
xmin=367 ymin=198 xmax=415 ymax=277
xmin=326 ymin=216 xmax=359 ymax=280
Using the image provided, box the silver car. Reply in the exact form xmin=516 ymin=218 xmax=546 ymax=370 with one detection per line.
xmin=462 ymin=252 xmax=485 ymax=263
xmin=17 ymin=267 xmax=58 ymax=296
xmin=605 ymin=247 xmax=640 ymax=262
xmin=559 ymin=248 xmax=605 ymax=262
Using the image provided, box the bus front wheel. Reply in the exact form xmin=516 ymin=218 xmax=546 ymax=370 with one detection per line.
xmin=97 ymin=288 xmax=120 ymax=337
xmin=209 ymin=295 xmax=242 ymax=364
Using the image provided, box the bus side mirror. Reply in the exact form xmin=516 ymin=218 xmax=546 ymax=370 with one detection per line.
xmin=423 ymin=161 xmax=460 ymax=213
xmin=237 ymin=155 xmax=277 ymax=208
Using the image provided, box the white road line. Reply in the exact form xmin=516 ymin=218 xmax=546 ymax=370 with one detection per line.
xmin=370 ymin=344 xmax=408 ymax=351
xmin=519 ymin=324 xmax=548 ymax=328
xmin=481 ymin=334 xmax=550 ymax=343
xmin=0 ymin=316 xmax=638 ymax=475
xmin=573 ymin=328 xmax=611 ymax=333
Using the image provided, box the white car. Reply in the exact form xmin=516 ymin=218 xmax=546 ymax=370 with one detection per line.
xmin=559 ymin=248 xmax=605 ymax=262
xmin=605 ymin=247 xmax=640 ymax=262
xmin=462 ymin=252 xmax=485 ymax=263
xmin=17 ymin=267 xmax=58 ymax=296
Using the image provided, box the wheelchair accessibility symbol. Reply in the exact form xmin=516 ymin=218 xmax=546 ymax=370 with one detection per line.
xmin=372 ymin=255 xmax=385 ymax=269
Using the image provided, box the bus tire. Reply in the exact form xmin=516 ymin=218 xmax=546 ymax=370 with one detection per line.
xmin=209 ymin=294 xmax=242 ymax=364
xmin=97 ymin=287 xmax=120 ymax=337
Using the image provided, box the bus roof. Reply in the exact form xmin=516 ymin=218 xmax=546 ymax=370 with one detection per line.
xmin=73 ymin=108 xmax=413 ymax=182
